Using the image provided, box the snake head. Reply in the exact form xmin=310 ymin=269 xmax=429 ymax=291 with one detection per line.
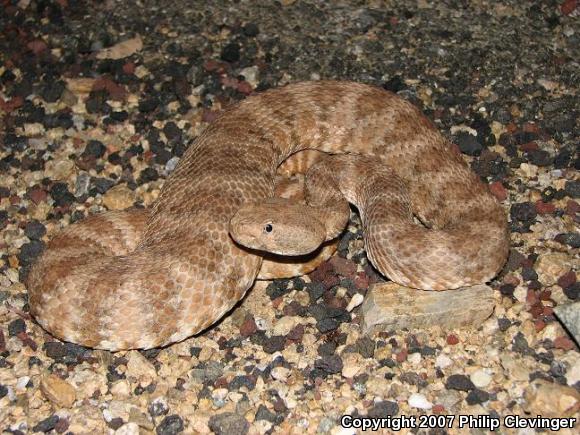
xmin=229 ymin=198 xmax=326 ymax=256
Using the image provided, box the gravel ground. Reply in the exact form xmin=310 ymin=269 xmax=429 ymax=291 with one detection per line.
xmin=0 ymin=0 xmax=579 ymax=434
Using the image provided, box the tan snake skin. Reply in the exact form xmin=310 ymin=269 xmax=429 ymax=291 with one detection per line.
xmin=27 ymin=81 xmax=509 ymax=350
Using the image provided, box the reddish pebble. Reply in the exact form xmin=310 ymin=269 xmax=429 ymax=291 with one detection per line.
xmin=239 ymin=316 xmax=257 ymax=337
xmin=396 ymin=349 xmax=408 ymax=363
xmin=526 ymin=290 xmax=539 ymax=305
xmin=329 ymin=256 xmax=357 ymax=278
xmin=534 ymin=319 xmax=546 ymax=332
xmin=535 ymin=200 xmax=555 ymax=214
xmin=557 ymin=270 xmax=576 ymax=289
xmin=529 ymin=303 xmax=544 ymax=318
xmin=520 ymin=141 xmax=539 ymax=152
xmin=271 ymin=296 xmax=283 ymax=309
xmin=561 ymin=0 xmax=578 ymax=16
xmin=489 ymin=181 xmax=507 ymax=201
xmin=554 ymin=336 xmax=575 ymax=351
xmin=565 ymin=200 xmax=579 ymax=216
xmin=122 ymin=61 xmax=136 ymax=75
xmin=432 ymin=404 xmax=446 ymax=414
xmin=543 ymin=306 xmax=554 ymax=316
xmin=16 ymin=331 xmax=38 ymax=351
xmin=539 ymin=290 xmax=551 ymax=301
xmin=354 ymin=272 xmax=369 ymax=290
xmin=506 ymin=123 xmax=518 ymax=134
xmin=237 ymin=81 xmax=253 ymax=95
xmin=0 ymin=95 xmax=24 ymax=113
xmin=27 ymin=39 xmax=48 ymax=55
xmin=446 ymin=334 xmax=459 ymax=345
xmin=523 ymin=123 xmax=540 ymax=134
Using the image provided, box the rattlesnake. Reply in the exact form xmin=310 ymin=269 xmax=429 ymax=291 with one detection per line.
xmin=27 ymin=81 xmax=509 ymax=350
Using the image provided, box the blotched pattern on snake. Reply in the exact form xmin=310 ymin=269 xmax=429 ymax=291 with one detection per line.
xmin=27 ymin=81 xmax=509 ymax=350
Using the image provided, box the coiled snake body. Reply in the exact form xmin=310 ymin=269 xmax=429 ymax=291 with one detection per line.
xmin=27 ymin=81 xmax=509 ymax=350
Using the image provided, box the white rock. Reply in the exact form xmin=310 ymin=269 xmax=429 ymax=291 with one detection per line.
xmin=407 ymin=352 xmax=422 ymax=365
xmin=566 ymin=358 xmax=580 ymax=386
xmin=435 ymin=354 xmax=453 ymax=369
xmin=114 ymin=423 xmax=140 ymax=435
xmin=470 ymin=369 xmax=492 ymax=388
xmin=408 ymin=393 xmax=433 ymax=410
xmin=513 ymin=285 xmax=527 ymax=303
xmin=110 ymin=380 xmax=131 ymax=397
xmin=271 ymin=367 xmax=290 ymax=382
xmin=346 ymin=293 xmax=364 ymax=312
xmin=272 ymin=316 xmax=300 ymax=336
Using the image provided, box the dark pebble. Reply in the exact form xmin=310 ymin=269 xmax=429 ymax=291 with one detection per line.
xmin=148 ymin=399 xmax=169 ymax=417
xmin=0 ymin=384 xmax=7 ymax=399
xmin=266 ymin=280 xmax=291 ymax=299
xmin=208 ymin=412 xmax=249 ymax=435
xmin=43 ymin=341 xmax=68 ymax=360
xmin=138 ymin=167 xmax=159 ymax=184
xmin=455 ymin=131 xmax=483 ymax=156
xmin=510 ymin=202 xmax=537 ymax=222
xmin=139 ymin=97 xmax=159 ymax=113
xmin=108 ymin=418 xmax=124 ymax=430
xmin=354 ymin=336 xmax=375 ymax=358
xmin=378 ymin=358 xmax=396 ymax=368
xmin=318 ymin=341 xmax=337 ymax=356
xmin=32 ymin=415 xmax=59 ymax=433
xmin=163 ymin=122 xmax=182 ymax=141
xmin=499 ymin=283 xmax=515 ymax=298
xmin=109 ymin=111 xmax=129 ymax=122
xmin=555 ymin=232 xmax=580 ymax=249
xmin=8 ymin=318 xmax=26 ymax=336
xmin=564 ymin=180 xmax=580 ymax=198
xmin=255 ymin=404 xmax=276 ymax=423
xmin=83 ymin=140 xmax=107 ymax=158
xmin=41 ymin=81 xmax=65 ymax=103
xmin=498 ymin=318 xmax=512 ymax=331
xmin=50 ymin=182 xmax=75 ymax=207
xmin=28 ymin=356 xmax=42 ymax=368
xmin=445 ymin=374 xmax=475 ymax=391
xmin=316 ymin=318 xmax=340 ymax=333
xmin=382 ymin=76 xmax=406 ymax=93
xmin=563 ymin=283 xmax=579 ymax=300
xmin=24 ymin=220 xmax=46 ymax=239
xmin=512 ymin=332 xmax=533 ymax=355
xmin=18 ymin=240 xmax=44 ymax=266
xmin=262 ymin=335 xmax=285 ymax=354
xmin=466 ymin=389 xmax=490 ymax=405
xmin=228 ymin=375 xmax=255 ymax=391
xmin=90 ymin=177 xmax=115 ymax=195
xmin=315 ymin=354 xmax=343 ymax=374
xmin=526 ymin=149 xmax=553 ymax=166
xmin=513 ymin=131 xmax=538 ymax=145
xmin=243 ymin=23 xmax=260 ymax=37
xmin=306 ymin=282 xmax=326 ymax=302
xmin=521 ymin=267 xmax=538 ymax=281
xmin=367 ymin=400 xmax=399 ymax=417
xmin=156 ymin=414 xmax=184 ymax=435
xmin=220 ymin=43 xmax=241 ymax=63
xmin=399 ymin=372 xmax=428 ymax=388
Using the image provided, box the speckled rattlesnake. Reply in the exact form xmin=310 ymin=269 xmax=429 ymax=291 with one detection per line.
xmin=27 ymin=81 xmax=509 ymax=350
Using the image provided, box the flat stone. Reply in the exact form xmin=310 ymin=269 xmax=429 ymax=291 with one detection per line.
xmin=554 ymin=301 xmax=580 ymax=343
xmin=40 ymin=374 xmax=76 ymax=408
xmin=361 ymin=283 xmax=494 ymax=333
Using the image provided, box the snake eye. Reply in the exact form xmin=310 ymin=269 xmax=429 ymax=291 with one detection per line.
xmin=264 ymin=223 xmax=273 ymax=233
